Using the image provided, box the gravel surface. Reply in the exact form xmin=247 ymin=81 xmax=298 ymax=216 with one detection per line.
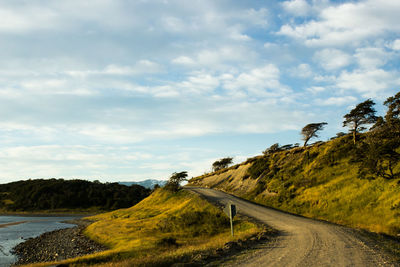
xmin=11 ymin=220 xmax=107 ymax=265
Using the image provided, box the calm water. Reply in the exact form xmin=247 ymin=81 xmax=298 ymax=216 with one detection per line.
xmin=0 ymin=215 xmax=81 ymax=267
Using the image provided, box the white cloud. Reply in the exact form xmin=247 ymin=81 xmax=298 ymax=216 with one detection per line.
xmin=336 ymin=68 xmax=400 ymax=97
xmin=228 ymin=27 xmax=251 ymax=41
xmin=19 ymin=78 xmax=95 ymax=95
xmin=279 ymin=0 xmax=400 ymax=46
xmin=243 ymin=8 xmax=268 ymax=27
xmin=389 ymin=39 xmax=400 ymax=50
xmin=354 ymin=47 xmax=390 ymax=69
xmin=161 ymin=16 xmax=186 ymax=32
xmin=314 ymin=48 xmax=352 ymax=70
xmin=0 ymin=6 xmax=58 ymax=32
xmin=282 ymin=0 xmax=311 ymax=16
xmin=1 ymin=0 xmax=399 ymax=183
xmin=263 ymin=42 xmax=278 ymax=49
xmin=104 ymin=60 xmax=162 ymax=75
xmin=171 ymin=45 xmax=256 ymax=71
xmin=290 ymin=63 xmax=313 ymax=78
xmin=317 ymin=96 xmax=357 ymax=106
xmin=307 ymin=86 xmax=325 ymax=94
xmin=151 ymin=85 xmax=180 ymax=98
xmin=0 ymin=144 xmax=155 ymax=180
xmin=178 ymin=72 xmax=220 ymax=94
xmin=172 ymin=56 xmax=195 ymax=65
xmin=223 ymin=64 xmax=291 ymax=98
xmin=79 ymin=125 xmax=145 ymax=144
xmin=313 ymin=74 xmax=336 ymax=83
xmin=66 ymin=60 xmax=162 ymax=77
xmin=196 ymin=46 xmax=252 ymax=67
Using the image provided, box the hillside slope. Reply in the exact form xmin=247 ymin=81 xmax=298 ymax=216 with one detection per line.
xmin=189 ymin=135 xmax=400 ymax=236
xmin=32 ymin=189 xmax=261 ymax=266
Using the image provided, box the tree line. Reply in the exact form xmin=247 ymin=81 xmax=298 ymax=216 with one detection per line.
xmin=0 ymin=179 xmax=151 ymax=211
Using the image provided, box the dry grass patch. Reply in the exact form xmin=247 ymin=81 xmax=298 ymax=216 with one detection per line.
xmin=25 ymin=188 xmax=261 ymax=266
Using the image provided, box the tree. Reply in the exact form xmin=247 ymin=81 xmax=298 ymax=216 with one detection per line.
xmin=212 ymin=157 xmax=233 ymax=172
xmin=355 ymin=134 xmax=400 ymax=180
xmin=384 ymin=91 xmax=400 ymax=134
xmin=354 ymin=92 xmax=400 ymax=179
xmin=343 ymin=99 xmax=377 ymax=144
xmin=301 ymin=122 xmax=327 ymax=146
xmin=262 ymin=143 xmax=281 ymax=155
xmin=164 ymin=171 xmax=188 ymax=192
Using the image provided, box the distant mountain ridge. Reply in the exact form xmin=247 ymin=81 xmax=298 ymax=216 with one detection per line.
xmin=118 ymin=179 xmax=167 ymax=189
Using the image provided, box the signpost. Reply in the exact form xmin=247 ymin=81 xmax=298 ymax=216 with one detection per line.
xmin=224 ymin=203 xmax=236 ymax=237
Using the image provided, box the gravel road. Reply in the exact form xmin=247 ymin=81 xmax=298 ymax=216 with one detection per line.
xmin=187 ymin=187 xmax=399 ymax=267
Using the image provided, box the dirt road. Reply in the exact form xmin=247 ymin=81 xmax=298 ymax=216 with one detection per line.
xmin=187 ymin=187 xmax=398 ymax=267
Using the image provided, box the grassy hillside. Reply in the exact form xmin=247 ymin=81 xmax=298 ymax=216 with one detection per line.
xmin=28 ymin=188 xmax=261 ymax=266
xmin=189 ymin=134 xmax=400 ymax=236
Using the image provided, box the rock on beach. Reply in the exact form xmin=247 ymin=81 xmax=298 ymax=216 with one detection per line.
xmin=12 ymin=220 xmax=107 ymax=265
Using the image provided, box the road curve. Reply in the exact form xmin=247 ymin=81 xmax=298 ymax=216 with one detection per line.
xmin=187 ymin=187 xmax=397 ymax=267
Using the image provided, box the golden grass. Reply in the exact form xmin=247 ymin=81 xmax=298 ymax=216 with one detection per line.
xmin=23 ymin=188 xmax=260 ymax=267
xmin=189 ymin=136 xmax=400 ymax=236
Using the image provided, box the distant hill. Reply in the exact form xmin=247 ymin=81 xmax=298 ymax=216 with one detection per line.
xmin=0 ymin=179 xmax=151 ymax=212
xmin=118 ymin=179 xmax=167 ymax=189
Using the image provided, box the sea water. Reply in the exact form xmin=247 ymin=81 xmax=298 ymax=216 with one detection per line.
xmin=0 ymin=215 xmax=80 ymax=267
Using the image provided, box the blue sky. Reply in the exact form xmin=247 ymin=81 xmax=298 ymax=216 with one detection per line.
xmin=0 ymin=0 xmax=399 ymax=183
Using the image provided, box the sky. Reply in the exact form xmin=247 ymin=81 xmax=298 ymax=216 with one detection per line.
xmin=0 ymin=0 xmax=399 ymax=183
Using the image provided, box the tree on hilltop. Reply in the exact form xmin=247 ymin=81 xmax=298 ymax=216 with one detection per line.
xmin=212 ymin=157 xmax=233 ymax=172
xmin=164 ymin=171 xmax=188 ymax=192
xmin=354 ymin=92 xmax=400 ymax=179
xmin=262 ymin=143 xmax=281 ymax=155
xmin=343 ymin=99 xmax=377 ymax=144
xmin=384 ymin=91 xmax=400 ymax=133
xmin=301 ymin=122 xmax=327 ymax=147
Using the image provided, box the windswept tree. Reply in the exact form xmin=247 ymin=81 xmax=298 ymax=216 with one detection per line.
xmin=164 ymin=171 xmax=188 ymax=192
xmin=301 ymin=122 xmax=327 ymax=146
xmin=384 ymin=91 xmax=400 ymax=133
xmin=343 ymin=99 xmax=377 ymax=144
xmin=356 ymin=133 xmax=400 ymax=180
xmin=354 ymin=92 xmax=400 ymax=179
xmin=262 ymin=143 xmax=281 ymax=155
xmin=212 ymin=157 xmax=233 ymax=172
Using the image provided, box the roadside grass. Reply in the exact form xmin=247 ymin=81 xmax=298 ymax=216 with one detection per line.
xmin=189 ymin=135 xmax=400 ymax=237
xmin=23 ymin=188 xmax=261 ymax=267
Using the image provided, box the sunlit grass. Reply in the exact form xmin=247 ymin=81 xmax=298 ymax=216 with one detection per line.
xmin=189 ymin=135 xmax=400 ymax=236
xmin=23 ymin=188 xmax=261 ymax=267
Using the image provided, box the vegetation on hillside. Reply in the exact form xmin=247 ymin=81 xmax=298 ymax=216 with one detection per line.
xmin=0 ymin=179 xmax=150 ymax=212
xmin=31 ymin=189 xmax=261 ymax=266
xmin=212 ymin=157 xmax=234 ymax=172
xmin=301 ymin=122 xmax=327 ymax=147
xmin=189 ymin=92 xmax=400 ymax=236
xmin=164 ymin=171 xmax=188 ymax=192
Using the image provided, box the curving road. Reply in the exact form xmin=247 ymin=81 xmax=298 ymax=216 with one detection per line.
xmin=187 ymin=187 xmax=398 ymax=267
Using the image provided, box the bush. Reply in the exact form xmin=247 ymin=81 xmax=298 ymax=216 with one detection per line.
xmin=246 ymin=158 xmax=271 ymax=179
xmin=262 ymin=143 xmax=281 ymax=155
xmin=157 ymin=237 xmax=178 ymax=247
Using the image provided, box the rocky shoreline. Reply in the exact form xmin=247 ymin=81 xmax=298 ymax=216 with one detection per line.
xmin=11 ymin=220 xmax=107 ymax=266
xmin=9 ymin=217 xmax=276 ymax=266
